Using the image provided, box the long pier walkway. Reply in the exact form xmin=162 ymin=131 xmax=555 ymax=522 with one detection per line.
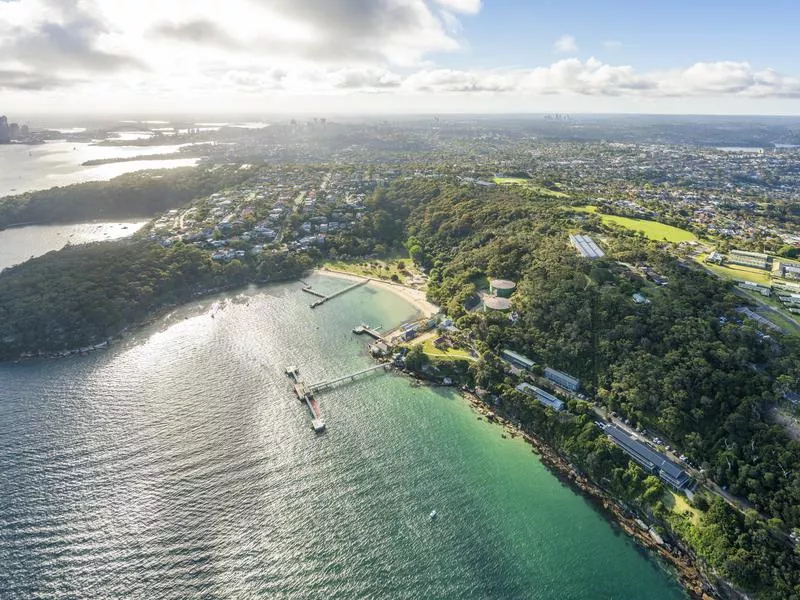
xmin=301 ymin=278 xmax=370 ymax=308
xmin=308 ymin=363 xmax=389 ymax=393
xmin=285 ymin=362 xmax=391 ymax=432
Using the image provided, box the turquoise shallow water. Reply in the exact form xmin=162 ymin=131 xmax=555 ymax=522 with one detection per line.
xmin=0 ymin=274 xmax=686 ymax=599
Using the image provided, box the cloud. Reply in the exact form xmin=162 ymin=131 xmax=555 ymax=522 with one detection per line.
xmin=3 ymin=19 xmax=141 ymax=73
xmin=258 ymin=0 xmax=463 ymax=65
xmin=152 ymin=19 xmax=240 ymax=49
xmin=553 ymin=34 xmax=578 ymax=54
xmin=0 ymin=69 xmax=79 ymax=90
xmin=433 ymin=0 xmax=482 ymax=14
xmin=397 ymin=59 xmax=800 ymax=99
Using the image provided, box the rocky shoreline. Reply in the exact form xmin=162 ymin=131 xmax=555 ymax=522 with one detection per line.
xmin=388 ymin=364 xmax=722 ymax=600
xmin=461 ymin=390 xmax=721 ymax=600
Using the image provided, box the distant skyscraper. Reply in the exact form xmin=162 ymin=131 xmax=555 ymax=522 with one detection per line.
xmin=0 ymin=116 xmax=10 ymax=144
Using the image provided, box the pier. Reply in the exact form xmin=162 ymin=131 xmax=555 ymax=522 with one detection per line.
xmin=285 ymin=362 xmax=391 ymax=433
xmin=302 ymin=278 xmax=370 ymax=308
xmin=307 ymin=363 xmax=389 ymax=393
xmin=352 ymin=324 xmax=384 ymax=341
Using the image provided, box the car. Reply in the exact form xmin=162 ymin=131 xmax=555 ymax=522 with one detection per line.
xmin=653 ymin=437 xmax=662 ymax=444
xmin=679 ymin=454 xmax=687 ymax=462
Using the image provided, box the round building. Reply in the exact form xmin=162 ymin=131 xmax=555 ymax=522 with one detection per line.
xmin=489 ymin=279 xmax=516 ymax=298
xmin=483 ymin=296 xmax=512 ymax=312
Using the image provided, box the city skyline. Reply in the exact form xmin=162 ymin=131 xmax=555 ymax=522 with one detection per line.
xmin=1 ymin=0 xmax=799 ymax=116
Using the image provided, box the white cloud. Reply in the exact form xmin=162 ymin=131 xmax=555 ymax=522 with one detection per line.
xmin=553 ymin=34 xmax=578 ymax=54
xmin=399 ymin=59 xmax=800 ymax=99
xmin=1 ymin=1 xmax=799 ymax=114
xmin=433 ymin=0 xmax=482 ymax=14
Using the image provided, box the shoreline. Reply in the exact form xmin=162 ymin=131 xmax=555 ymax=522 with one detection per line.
xmin=462 ymin=390 xmax=717 ymax=599
xmin=378 ymin=368 xmax=718 ymax=599
xmin=313 ymin=267 xmax=440 ymax=318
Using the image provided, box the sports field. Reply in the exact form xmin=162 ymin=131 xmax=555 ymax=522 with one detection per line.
xmin=572 ymin=206 xmax=696 ymax=243
xmin=493 ymin=177 xmax=570 ymax=197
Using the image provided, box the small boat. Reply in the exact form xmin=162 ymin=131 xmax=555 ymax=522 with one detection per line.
xmin=429 ymin=510 xmax=437 ymax=520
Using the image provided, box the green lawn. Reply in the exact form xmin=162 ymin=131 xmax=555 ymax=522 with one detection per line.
xmin=664 ymin=491 xmax=701 ymax=526
xmin=600 ymin=214 xmax=696 ymax=243
xmin=493 ymin=176 xmax=530 ymax=185
xmin=325 ymin=259 xmax=420 ymax=285
xmin=697 ymin=255 xmax=772 ymax=285
xmin=571 ymin=206 xmax=697 ymax=243
xmin=421 ymin=338 xmax=475 ymax=361
xmin=735 ymin=289 xmax=800 ymax=336
xmin=493 ymin=177 xmax=570 ymax=198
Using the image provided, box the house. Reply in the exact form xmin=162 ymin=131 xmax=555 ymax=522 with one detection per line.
xmin=515 ymin=383 xmax=565 ymax=411
xmin=544 ymin=367 xmax=580 ymax=392
xmin=605 ymin=426 xmax=690 ymax=490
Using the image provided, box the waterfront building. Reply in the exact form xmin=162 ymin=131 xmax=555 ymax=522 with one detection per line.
xmin=544 ymin=367 xmax=580 ymax=392
xmin=569 ymin=234 xmax=605 ymax=259
xmin=728 ymin=249 xmax=770 ymax=270
xmin=489 ymin=279 xmax=517 ymax=297
xmin=500 ymin=349 xmax=535 ymax=370
xmin=515 ymin=383 xmax=565 ymax=411
xmin=604 ymin=426 xmax=690 ymax=490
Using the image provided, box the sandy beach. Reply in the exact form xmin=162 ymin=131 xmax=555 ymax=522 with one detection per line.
xmin=313 ymin=267 xmax=440 ymax=318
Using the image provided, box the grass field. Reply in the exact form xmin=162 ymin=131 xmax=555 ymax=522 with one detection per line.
xmin=325 ymin=258 xmax=419 ymax=284
xmin=493 ymin=177 xmax=570 ymax=198
xmin=601 ymin=214 xmax=697 ymax=243
xmin=735 ymin=289 xmax=800 ymax=335
xmin=571 ymin=206 xmax=697 ymax=243
xmin=696 ymin=255 xmax=772 ymax=285
xmin=421 ymin=338 xmax=475 ymax=361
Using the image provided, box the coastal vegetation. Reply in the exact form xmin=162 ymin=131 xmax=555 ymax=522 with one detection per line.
xmin=0 ymin=166 xmax=254 ymax=229
xmin=2 ymin=170 xmax=800 ymax=597
xmin=0 ymin=239 xmax=312 ymax=359
xmin=377 ymin=180 xmax=800 ymax=598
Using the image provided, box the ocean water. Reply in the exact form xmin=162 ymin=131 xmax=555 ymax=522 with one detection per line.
xmin=0 ymin=275 xmax=686 ymax=599
xmin=0 ymin=222 xmax=147 ymax=272
xmin=0 ymin=141 xmax=199 ymax=198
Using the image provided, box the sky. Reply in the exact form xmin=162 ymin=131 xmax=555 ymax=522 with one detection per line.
xmin=1 ymin=0 xmax=800 ymax=116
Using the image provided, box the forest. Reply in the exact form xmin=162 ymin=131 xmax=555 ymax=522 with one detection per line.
xmin=2 ymin=173 xmax=799 ymax=596
xmin=0 ymin=239 xmax=312 ymax=359
xmin=322 ymin=177 xmax=800 ymax=598
xmin=0 ymin=166 xmax=254 ymax=229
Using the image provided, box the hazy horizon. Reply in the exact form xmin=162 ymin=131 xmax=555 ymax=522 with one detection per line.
xmin=2 ymin=0 xmax=799 ymax=117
